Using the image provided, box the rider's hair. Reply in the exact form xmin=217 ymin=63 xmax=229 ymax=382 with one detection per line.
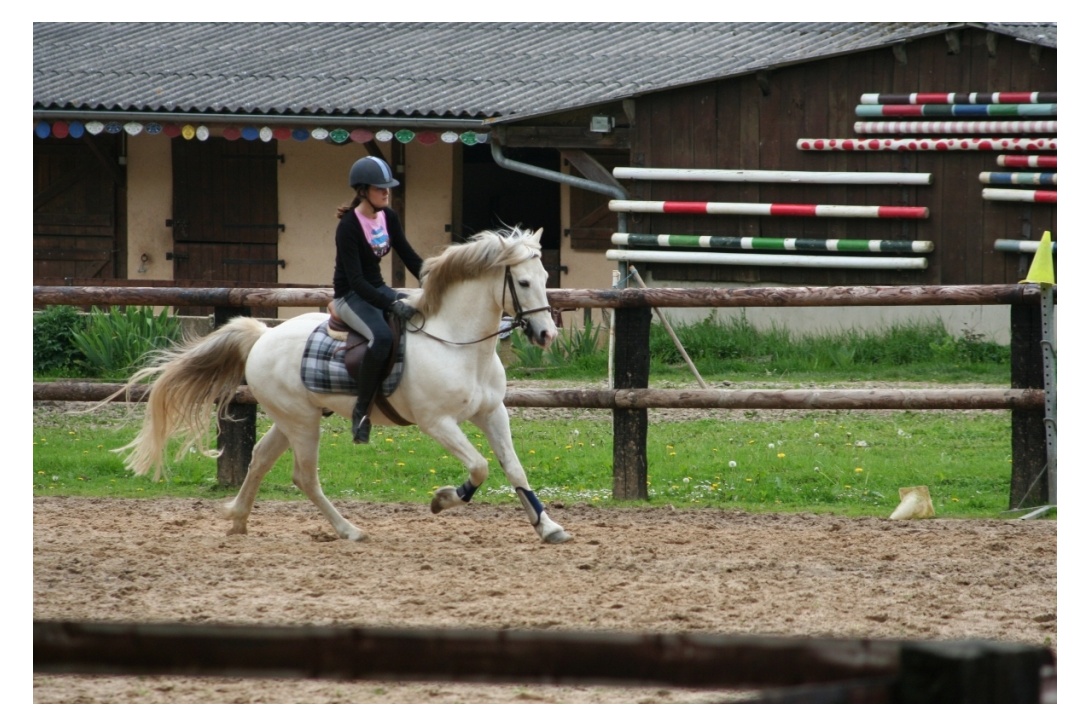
xmin=336 ymin=187 xmax=367 ymax=219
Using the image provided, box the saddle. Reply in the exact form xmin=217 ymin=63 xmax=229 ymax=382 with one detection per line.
xmin=323 ymin=302 xmax=411 ymax=425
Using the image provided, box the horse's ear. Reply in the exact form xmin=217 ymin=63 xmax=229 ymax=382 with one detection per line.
xmin=530 ymin=228 xmax=544 ymax=247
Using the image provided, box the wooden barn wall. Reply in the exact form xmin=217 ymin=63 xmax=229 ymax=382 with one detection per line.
xmin=627 ymin=30 xmax=1057 ymax=287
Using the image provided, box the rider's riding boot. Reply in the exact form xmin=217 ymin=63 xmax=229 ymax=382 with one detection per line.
xmin=351 ymin=350 xmax=386 ymax=445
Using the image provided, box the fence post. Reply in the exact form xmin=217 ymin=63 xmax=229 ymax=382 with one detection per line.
xmin=1010 ymin=302 xmax=1048 ymax=507
xmin=894 ymin=641 xmax=1051 ymax=703
xmin=213 ymin=306 xmax=255 ymax=488
xmin=612 ymin=304 xmax=652 ymax=500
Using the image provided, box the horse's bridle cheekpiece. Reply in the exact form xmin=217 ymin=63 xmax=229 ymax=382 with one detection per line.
xmin=413 ymin=252 xmax=553 ymax=347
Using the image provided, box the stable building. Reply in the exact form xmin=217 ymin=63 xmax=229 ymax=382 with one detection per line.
xmin=33 ymin=22 xmax=1056 ymax=338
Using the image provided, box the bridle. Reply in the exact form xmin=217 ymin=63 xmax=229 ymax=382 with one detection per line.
xmin=407 ymin=257 xmax=554 ymax=347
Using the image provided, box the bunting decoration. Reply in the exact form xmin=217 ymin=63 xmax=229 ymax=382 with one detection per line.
xmin=33 ymin=119 xmax=493 ymax=146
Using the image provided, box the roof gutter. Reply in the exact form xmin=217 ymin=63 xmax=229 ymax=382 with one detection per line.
xmin=31 ymin=108 xmax=490 ymax=130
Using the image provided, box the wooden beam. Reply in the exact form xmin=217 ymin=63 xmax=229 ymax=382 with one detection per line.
xmin=32 ymin=284 xmax=1041 ymax=310
xmin=33 ymin=620 xmax=1053 ymax=703
xmin=33 ymin=620 xmax=903 ymax=688
xmin=497 ymin=125 xmax=631 ymax=149
xmin=560 ymin=150 xmax=619 ymax=188
xmin=33 ymin=383 xmax=1045 ymax=412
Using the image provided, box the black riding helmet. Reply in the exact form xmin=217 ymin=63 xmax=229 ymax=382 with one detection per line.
xmin=349 ymin=156 xmax=400 ymax=189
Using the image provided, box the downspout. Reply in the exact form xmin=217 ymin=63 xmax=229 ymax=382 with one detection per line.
xmin=488 ymin=134 xmax=629 ymax=260
xmin=489 ymin=136 xmax=628 ymax=249
xmin=489 ymin=137 xmax=631 ymax=387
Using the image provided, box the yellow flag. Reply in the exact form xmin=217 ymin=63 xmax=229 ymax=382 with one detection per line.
xmin=1021 ymin=231 xmax=1055 ymax=286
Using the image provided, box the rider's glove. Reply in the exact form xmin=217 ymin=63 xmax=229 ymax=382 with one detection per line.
xmin=387 ymin=300 xmax=417 ymax=322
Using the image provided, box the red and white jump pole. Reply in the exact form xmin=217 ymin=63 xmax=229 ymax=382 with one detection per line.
xmin=798 ymin=138 xmax=1056 ymax=152
xmin=982 ymin=189 xmax=1057 ymax=203
xmin=854 ymin=120 xmax=1056 ymax=135
xmin=997 ymin=155 xmax=1057 ymax=168
xmin=860 ymin=92 xmax=1056 ymax=104
xmin=608 ymin=200 xmax=928 ymax=219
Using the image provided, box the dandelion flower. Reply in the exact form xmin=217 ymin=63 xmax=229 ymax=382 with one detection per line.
xmin=777 ymin=452 xmax=785 ymax=459
xmin=728 ymin=461 xmax=737 ymax=468
xmin=854 ymin=467 xmax=863 ymax=473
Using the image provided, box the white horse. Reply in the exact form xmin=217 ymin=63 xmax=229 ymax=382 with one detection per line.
xmin=114 ymin=227 xmax=572 ymax=544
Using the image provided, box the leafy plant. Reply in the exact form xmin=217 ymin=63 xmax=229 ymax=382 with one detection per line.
xmin=547 ymin=319 xmax=603 ymax=366
xmin=507 ymin=327 xmax=546 ymax=369
xmin=33 ymin=305 xmax=88 ymax=376
xmin=70 ymin=306 xmax=182 ymax=379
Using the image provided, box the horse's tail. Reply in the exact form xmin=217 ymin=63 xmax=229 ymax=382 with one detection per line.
xmin=114 ymin=316 xmax=268 ymax=481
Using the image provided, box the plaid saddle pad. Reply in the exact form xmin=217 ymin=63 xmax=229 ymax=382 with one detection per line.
xmin=300 ymin=321 xmax=403 ymax=397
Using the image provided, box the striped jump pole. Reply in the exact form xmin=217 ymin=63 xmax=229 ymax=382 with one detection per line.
xmin=607 ymin=200 xmax=928 ymax=219
xmin=978 ymin=172 xmax=1057 ymax=186
xmin=605 ymin=249 xmax=928 ymax=271
xmin=855 ymin=103 xmax=1057 ymax=117
xmin=798 ymin=138 xmax=1057 ymax=152
xmin=854 ymin=120 xmax=1056 ymax=135
xmin=995 ymin=239 xmax=1057 ymax=254
xmin=860 ymin=92 xmax=1056 ymax=104
xmin=610 ymin=167 xmax=932 ymax=185
xmin=982 ymin=189 xmax=1057 ymax=203
xmin=997 ymin=155 xmax=1057 ymax=168
xmin=611 ymin=233 xmax=934 ymax=254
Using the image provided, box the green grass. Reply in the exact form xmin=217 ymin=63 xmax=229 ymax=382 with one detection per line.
xmin=33 ymin=318 xmax=1033 ymax=519
xmin=33 ymin=407 xmax=1019 ymax=519
xmin=507 ymin=315 xmax=1010 ymax=385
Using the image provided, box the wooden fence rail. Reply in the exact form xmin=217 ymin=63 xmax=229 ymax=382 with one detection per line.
xmin=34 ymin=620 xmax=1053 ymax=703
xmin=32 ymin=283 xmax=1049 ymax=505
xmin=33 ymin=283 xmax=1039 ymax=310
xmin=34 ymin=382 xmax=1044 ymax=412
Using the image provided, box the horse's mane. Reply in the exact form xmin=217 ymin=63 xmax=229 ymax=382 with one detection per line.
xmin=416 ymin=227 xmax=542 ymax=316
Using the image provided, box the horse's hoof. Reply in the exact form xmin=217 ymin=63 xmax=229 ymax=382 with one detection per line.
xmin=344 ymin=530 xmax=369 ymax=542
xmin=543 ymin=529 xmax=573 ymax=544
xmin=430 ymin=486 xmax=465 ymax=514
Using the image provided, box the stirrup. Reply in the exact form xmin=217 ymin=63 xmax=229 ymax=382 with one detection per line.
xmin=352 ymin=418 xmax=372 ymax=444
xmin=352 ymin=407 xmax=372 ymax=444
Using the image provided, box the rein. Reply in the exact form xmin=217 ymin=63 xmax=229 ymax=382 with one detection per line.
xmin=407 ymin=264 xmax=552 ymax=347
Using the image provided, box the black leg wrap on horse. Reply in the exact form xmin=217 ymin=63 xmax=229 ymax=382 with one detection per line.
xmin=456 ymin=479 xmax=479 ymax=503
xmin=515 ymin=487 xmax=544 ymax=525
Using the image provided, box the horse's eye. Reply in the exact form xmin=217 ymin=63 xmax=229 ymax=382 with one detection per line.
xmin=518 ymin=280 xmax=530 ymax=288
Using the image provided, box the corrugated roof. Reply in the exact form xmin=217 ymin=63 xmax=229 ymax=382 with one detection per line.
xmin=33 ymin=22 xmax=1057 ymax=122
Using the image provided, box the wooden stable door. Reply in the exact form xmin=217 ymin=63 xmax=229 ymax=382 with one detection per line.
xmin=170 ymin=138 xmax=281 ymax=316
xmin=33 ymin=135 xmax=124 ymax=285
